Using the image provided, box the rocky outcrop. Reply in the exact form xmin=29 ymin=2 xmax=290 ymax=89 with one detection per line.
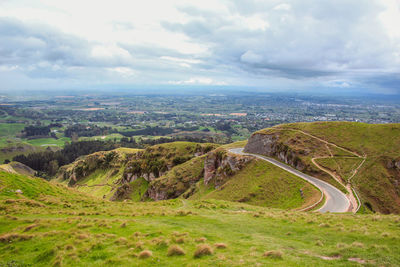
xmin=203 ymin=150 xmax=252 ymax=186
xmin=146 ymin=186 xmax=170 ymax=201
xmin=244 ymin=133 xmax=305 ymax=171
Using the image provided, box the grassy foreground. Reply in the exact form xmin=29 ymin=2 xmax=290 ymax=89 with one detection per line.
xmin=1 ymin=171 xmax=400 ymax=266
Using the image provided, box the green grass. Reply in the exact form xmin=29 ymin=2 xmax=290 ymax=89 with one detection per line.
xmin=315 ymin=157 xmax=364 ymax=182
xmin=0 ymin=123 xmax=25 ymax=137
xmin=26 ymin=137 xmax=70 ymax=147
xmin=0 ymin=171 xmax=399 ymax=266
xmin=190 ymin=159 xmax=320 ymax=210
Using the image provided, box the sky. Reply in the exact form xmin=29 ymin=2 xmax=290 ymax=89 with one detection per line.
xmin=0 ymin=0 xmax=399 ymax=94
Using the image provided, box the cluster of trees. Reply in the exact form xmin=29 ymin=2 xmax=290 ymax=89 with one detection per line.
xmin=64 ymin=124 xmax=115 ymax=138
xmin=23 ymin=125 xmax=51 ymax=137
xmin=13 ymin=141 xmax=117 ymax=179
xmin=119 ymin=126 xmax=173 ymax=137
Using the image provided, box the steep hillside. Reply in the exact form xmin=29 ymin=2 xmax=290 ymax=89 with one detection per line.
xmin=56 ymin=142 xmax=218 ymax=200
xmin=244 ymin=122 xmax=400 ymax=214
xmin=1 ymin=171 xmax=399 ymax=266
xmin=56 ymin=141 xmax=321 ymax=211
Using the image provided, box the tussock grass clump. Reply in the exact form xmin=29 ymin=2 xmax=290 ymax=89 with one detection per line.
xmin=167 ymin=245 xmax=185 ymax=256
xmin=381 ymin=232 xmax=389 ymax=237
xmin=263 ymin=250 xmax=283 ymax=259
xmin=319 ymin=223 xmax=330 ymax=228
xmin=135 ymin=241 xmax=145 ymax=249
xmin=53 ymin=255 xmax=63 ymax=267
xmin=0 ymin=233 xmax=33 ymax=243
xmin=77 ymin=223 xmax=92 ymax=229
xmin=65 ymin=244 xmax=75 ymax=251
xmin=352 ymin=242 xmax=364 ymax=248
xmin=115 ymin=237 xmax=128 ymax=245
xmin=215 ymin=243 xmax=227 ymax=249
xmin=138 ymin=250 xmax=152 ymax=259
xmin=195 ymin=237 xmax=207 ymax=243
xmin=133 ymin=232 xmax=141 ymax=237
xmin=174 ymin=237 xmax=185 ymax=244
xmin=194 ymin=244 xmax=213 ymax=258
xmin=24 ymin=223 xmax=40 ymax=232
xmin=76 ymin=233 xmax=89 ymax=240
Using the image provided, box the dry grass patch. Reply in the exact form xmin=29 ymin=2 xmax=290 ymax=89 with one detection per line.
xmin=167 ymin=245 xmax=185 ymax=256
xmin=194 ymin=244 xmax=213 ymax=258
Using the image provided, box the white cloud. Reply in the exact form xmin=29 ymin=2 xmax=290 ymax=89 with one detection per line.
xmin=168 ymin=77 xmax=227 ymax=85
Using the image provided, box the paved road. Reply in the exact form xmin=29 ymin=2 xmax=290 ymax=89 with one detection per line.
xmin=229 ymin=148 xmax=350 ymax=213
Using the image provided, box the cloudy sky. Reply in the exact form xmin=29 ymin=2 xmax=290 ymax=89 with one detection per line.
xmin=0 ymin=0 xmax=399 ymax=94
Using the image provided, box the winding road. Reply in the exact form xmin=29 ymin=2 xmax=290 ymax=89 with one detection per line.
xmin=229 ymin=148 xmax=351 ymax=213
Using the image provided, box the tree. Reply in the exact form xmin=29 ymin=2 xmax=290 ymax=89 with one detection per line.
xmin=47 ymin=160 xmax=59 ymax=176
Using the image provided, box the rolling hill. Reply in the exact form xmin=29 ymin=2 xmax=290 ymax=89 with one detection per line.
xmin=244 ymin=122 xmax=400 ymax=214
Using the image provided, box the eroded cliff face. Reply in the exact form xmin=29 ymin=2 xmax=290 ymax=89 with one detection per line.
xmin=203 ymin=150 xmax=252 ymax=186
xmin=244 ymin=133 xmax=305 ymax=171
xmin=146 ymin=150 xmax=253 ymax=201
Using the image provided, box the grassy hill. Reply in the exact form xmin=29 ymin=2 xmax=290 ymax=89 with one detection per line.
xmin=188 ymin=158 xmax=320 ymax=210
xmin=249 ymin=122 xmax=400 ymax=214
xmin=1 ymin=170 xmax=400 ymax=266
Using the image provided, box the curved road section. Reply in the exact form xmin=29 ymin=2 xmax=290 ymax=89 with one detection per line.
xmin=229 ymin=148 xmax=350 ymax=213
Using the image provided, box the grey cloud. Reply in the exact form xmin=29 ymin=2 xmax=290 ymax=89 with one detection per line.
xmin=161 ymin=0 xmax=400 ymax=92
xmin=0 ymin=17 xmax=91 ymax=67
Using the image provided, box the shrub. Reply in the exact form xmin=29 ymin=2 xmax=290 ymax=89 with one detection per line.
xmin=167 ymin=245 xmax=185 ymax=256
xmin=194 ymin=244 xmax=213 ymax=258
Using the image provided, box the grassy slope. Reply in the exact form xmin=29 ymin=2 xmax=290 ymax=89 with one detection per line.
xmin=189 ymin=159 xmax=320 ymax=210
xmin=256 ymin=122 xmax=400 ymax=213
xmin=57 ymin=141 xmax=320 ymax=211
xmin=315 ymin=157 xmax=364 ymax=182
xmin=277 ymin=122 xmax=400 ymax=156
xmin=0 ymin=171 xmax=400 ymax=266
